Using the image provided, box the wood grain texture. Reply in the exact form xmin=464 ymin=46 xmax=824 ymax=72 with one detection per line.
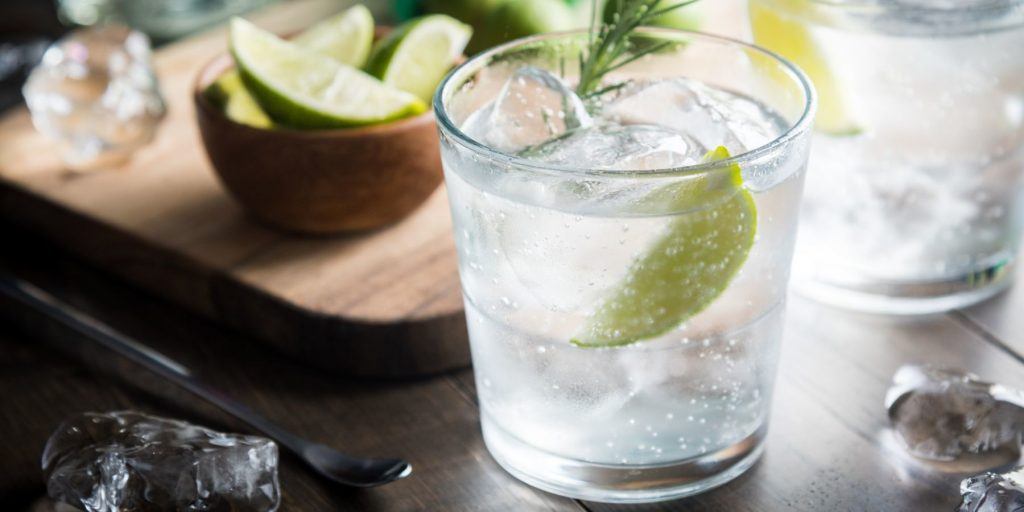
xmin=195 ymin=54 xmax=444 ymax=234
xmin=0 ymin=0 xmax=467 ymax=377
xmin=3 ymin=228 xmax=1024 ymax=512
xmin=4 ymin=0 xmax=1024 ymax=509
xmin=0 ymin=228 xmax=580 ymax=512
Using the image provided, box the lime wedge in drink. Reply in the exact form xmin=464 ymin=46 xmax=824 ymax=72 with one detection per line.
xmin=204 ymin=70 xmax=274 ymax=129
xmin=292 ymin=4 xmax=375 ymax=67
xmin=230 ymin=18 xmax=426 ymax=129
xmin=749 ymin=0 xmax=862 ymax=136
xmin=571 ymin=147 xmax=757 ymax=348
xmin=366 ymin=15 xmax=472 ymax=102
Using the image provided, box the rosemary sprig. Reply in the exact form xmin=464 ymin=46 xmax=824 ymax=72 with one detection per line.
xmin=576 ymin=0 xmax=699 ymax=98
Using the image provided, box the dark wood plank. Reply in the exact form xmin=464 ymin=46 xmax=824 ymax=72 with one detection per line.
xmin=0 ymin=228 xmax=581 ymax=512
xmin=6 ymin=237 xmax=1024 ymax=511
xmin=4 ymin=0 xmax=1023 ymax=509
xmin=4 ymin=216 xmax=1023 ymax=512
xmin=0 ymin=332 xmax=137 ymax=510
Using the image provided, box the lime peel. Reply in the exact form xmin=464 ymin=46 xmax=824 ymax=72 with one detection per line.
xmin=366 ymin=14 xmax=472 ymax=102
xmin=571 ymin=146 xmax=757 ymax=348
xmin=230 ymin=18 xmax=426 ymax=129
xmin=204 ymin=70 xmax=274 ymax=129
xmin=291 ymin=4 xmax=375 ymax=67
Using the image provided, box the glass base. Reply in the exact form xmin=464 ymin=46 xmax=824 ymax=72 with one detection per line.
xmin=480 ymin=414 xmax=766 ymax=504
xmin=793 ymin=260 xmax=1014 ymax=315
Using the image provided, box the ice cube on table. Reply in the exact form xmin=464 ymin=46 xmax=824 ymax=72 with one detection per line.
xmin=600 ymin=78 xmax=784 ymax=157
xmin=461 ymin=66 xmax=592 ymax=154
xmin=959 ymin=468 xmax=1024 ymax=512
xmin=43 ymin=411 xmax=280 ymax=512
xmin=22 ymin=25 xmax=165 ymax=171
xmin=885 ymin=364 xmax=1024 ymax=461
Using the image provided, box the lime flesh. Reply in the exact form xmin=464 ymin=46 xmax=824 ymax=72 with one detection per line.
xmin=211 ymin=7 xmax=374 ymax=128
xmin=204 ymin=70 xmax=274 ymax=128
xmin=230 ymin=18 xmax=425 ymax=129
xmin=572 ymin=147 xmax=757 ymax=348
xmin=749 ymin=0 xmax=862 ymax=136
xmin=291 ymin=4 xmax=375 ymax=67
xmin=366 ymin=15 xmax=472 ymax=102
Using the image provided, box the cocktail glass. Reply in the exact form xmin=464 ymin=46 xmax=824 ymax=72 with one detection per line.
xmin=751 ymin=0 xmax=1024 ymax=313
xmin=434 ymin=29 xmax=815 ymax=503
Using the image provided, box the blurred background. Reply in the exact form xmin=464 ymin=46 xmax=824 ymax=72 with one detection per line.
xmin=0 ymin=1 xmax=61 ymax=112
xmin=0 ymin=0 xmax=745 ymax=112
xmin=0 ymin=0 xmax=344 ymax=111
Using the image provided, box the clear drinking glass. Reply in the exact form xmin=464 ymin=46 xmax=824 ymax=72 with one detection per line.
xmin=751 ymin=0 xmax=1024 ymax=314
xmin=435 ymin=29 xmax=815 ymax=503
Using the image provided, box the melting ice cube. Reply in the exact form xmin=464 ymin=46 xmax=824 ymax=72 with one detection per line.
xmin=523 ymin=123 xmax=704 ymax=171
xmin=23 ymin=25 xmax=165 ymax=171
xmin=461 ymin=66 xmax=592 ymax=154
xmin=885 ymin=364 xmax=1024 ymax=461
xmin=959 ymin=468 xmax=1024 ymax=512
xmin=43 ymin=411 xmax=280 ymax=512
xmin=600 ymin=78 xmax=785 ymax=157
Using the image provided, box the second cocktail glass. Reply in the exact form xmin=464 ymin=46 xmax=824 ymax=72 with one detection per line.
xmin=435 ymin=29 xmax=815 ymax=502
xmin=751 ymin=0 xmax=1024 ymax=313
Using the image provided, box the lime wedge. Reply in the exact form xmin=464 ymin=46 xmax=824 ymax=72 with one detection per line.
xmin=204 ymin=70 xmax=274 ymax=129
xmin=749 ymin=0 xmax=862 ymax=136
xmin=571 ymin=147 xmax=757 ymax=348
xmin=230 ymin=18 xmax=426 ymax=129
xmin=292 ymin=4 xmax=374 ymax=67
xmin=211 ymin=7 xmax=372 ymax=128
xmin=365 ymin=15 xmax=472 ymax=102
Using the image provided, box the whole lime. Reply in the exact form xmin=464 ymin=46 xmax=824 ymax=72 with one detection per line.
xmin=421 ymin=0 xmax=504 ymax=26
xmin=602 ymin=0 xmax=704 ymax=31
xmin=469 ymin=0 xmax=576 ymax=54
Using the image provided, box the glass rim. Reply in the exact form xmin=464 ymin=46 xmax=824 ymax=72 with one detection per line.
xmin=433 ymin=27 xmax=817 ymax=179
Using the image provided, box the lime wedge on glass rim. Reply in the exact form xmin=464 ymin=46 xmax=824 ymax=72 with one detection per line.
xmin=230 ymin=18 xmax=425 ymax=129
xmin=749 ymin=0 xmax=862 ymax=136
xmin=291 ymin=4 xmax=375 ymax=67
xmin=571 ymin=147 xmax=757 ymax=348
xmin=366 ymin=14 xmax=472 ymax=102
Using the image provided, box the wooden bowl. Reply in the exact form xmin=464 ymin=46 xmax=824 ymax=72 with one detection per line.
xmin=194 ymin=54 xmax=443 ymax=235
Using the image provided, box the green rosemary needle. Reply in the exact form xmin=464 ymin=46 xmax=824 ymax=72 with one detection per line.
xmin=576 ymin=0 xmax=699 ymax=98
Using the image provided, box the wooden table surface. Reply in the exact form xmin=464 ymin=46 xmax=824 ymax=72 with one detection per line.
xmin=2 ymin=228 xmax=1023 ymax=512
xmin=3 ymin=2 xmax=1024 ymax=511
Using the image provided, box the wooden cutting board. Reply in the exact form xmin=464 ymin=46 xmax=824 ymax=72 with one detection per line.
xmin=0 ymin=0 xmax=468 ymax=377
